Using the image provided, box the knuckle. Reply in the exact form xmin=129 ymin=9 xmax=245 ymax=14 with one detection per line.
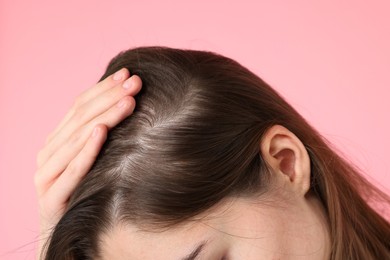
xmin=71 ymin=106 xmax=86 ymax=123
xmin=73 ymin=96 xmax=83 ymax=108
xmin=68 ymin=131 xmax=82 ymax=146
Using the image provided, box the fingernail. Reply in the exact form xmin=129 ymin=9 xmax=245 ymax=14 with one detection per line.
xmin=122 ymin=76 xmax=133 ymax=89
xmin=117 ymin=99 xmax=128 ymax=108
xmin=113 ymin=69 xmax=124 ymax=81
xmin=92 ymin=127 xmax=100 ymax=138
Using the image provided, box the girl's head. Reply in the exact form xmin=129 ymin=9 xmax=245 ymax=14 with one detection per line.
xmin=43 ymin=46 xmax=389 ymax=259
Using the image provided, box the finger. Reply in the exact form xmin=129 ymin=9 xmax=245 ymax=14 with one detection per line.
xmin=76 ymin=68 xmax=131 ymax=107
xmin=37 ymin=75 xmax=142 ymax=168
xmin=44 ymin=68 xmax=130 ymax=146
xmin=34 ymin=96 xmax=136 ymax=196
xmin=43 ymin=124 xmax=107 ymax=209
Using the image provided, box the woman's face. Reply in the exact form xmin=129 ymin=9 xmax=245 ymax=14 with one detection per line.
xmin=98 ymin=190 xmax=331 ymax=260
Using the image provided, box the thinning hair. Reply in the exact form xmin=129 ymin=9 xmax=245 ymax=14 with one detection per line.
xmin=42 ymin=46 xmax=390 ymax=259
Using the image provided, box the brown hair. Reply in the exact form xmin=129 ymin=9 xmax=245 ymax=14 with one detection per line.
xmin=42 ymin=46 xmax=390 ymax=259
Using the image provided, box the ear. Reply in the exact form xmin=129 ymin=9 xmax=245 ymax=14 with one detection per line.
xmin=260 ymin=125 xmax=311 ymax=196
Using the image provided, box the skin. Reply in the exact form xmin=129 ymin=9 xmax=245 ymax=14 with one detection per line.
xmin=35 ymin=70 xmax=331 ymax=259
xmin=98 ymin=125 xmax=332 ymax=260
xmin=99 ymin=193 xmax=330 ymax=260
xmin=34 ymin=67 xmax=142 ymax=259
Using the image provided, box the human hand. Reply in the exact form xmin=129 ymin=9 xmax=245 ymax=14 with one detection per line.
xmin=34 ymin=68 xmax=142 ymax=259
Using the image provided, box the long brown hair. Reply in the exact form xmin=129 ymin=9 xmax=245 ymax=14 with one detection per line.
xmin=42 ymin=46 xmax=390 ymax=259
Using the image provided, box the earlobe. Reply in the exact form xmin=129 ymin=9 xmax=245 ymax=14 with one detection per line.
xmin=260 ymin=125 xmax=311 ymax=195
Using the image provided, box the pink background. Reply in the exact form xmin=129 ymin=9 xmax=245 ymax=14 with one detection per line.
xmin=1 ymin=0 xmax=389 ymax=259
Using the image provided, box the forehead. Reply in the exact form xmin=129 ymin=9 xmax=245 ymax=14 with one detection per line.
xmin=97 ymin=197 xmax=287 ymax=260
xmin=98 ymin=221 xmax=216 ymax=259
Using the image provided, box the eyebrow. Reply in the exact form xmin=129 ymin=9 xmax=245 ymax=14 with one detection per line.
xmin=179 ymin=240 xmax=208 ymax=260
